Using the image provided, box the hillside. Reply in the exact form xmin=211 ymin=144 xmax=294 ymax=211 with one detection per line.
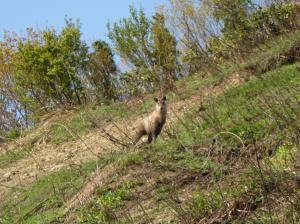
xmin=0 ymin=30 xmax=299 ymax=224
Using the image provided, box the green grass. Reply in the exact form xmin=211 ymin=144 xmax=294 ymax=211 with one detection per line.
xmin=39 ymin=30 xmax=300 ymax=147
xmin=136 ymin=63 xmax=300 ymax=221
xmin=117 ymin=152 xmax=144 ymax=167
xmin=76 ymin=181 xmax=136 ymax=223
xmin=48 ymin=102 xmax=133 ymax=144
xmin=1 ymin=30 xmax=299 ymax=224
xmin=49 ymin=113 xmax=92 ymax=144
xmin=177 ymin=153 xmax=218 ymax=172
xmin=265 ymin=144 xmax=298 ymax=170
xmin=0 ymin=140 xmax=37 ymax=168
xmin=185 ymin=144 xmax=300 ymax=222
xmin=172 ymin=74 xmax=219 ymax=101
xmin=47 ymin=89 xmax=198 ymax=146
xmin=154 ymin=185 xmax=170 ymax=201
xmin=0 ymin=146 xmax=31 ymax=168
xmin=0 ymin=160 xmax=101 ymax=224
xmin=111 ymin=62 xmax=300 ymax=222
xmin=60 ymin=36 xmax=300 ymax=222
xmin=215 ymin=30 xmax=300 ymax=82
xmin=189 ymin=190 xmax=224 ymax=218
xmin=244 ymin=30 xmax=300 ymax=67
xmin=7 ymin=128 xmax=21 ymax=139
xmin=174 ymin=63 xmax=299 ymax=146
xmin=25 ymin=61 xmax=298 ymax=224
xmin=0 ymin=146 xmax=149 ymax=224
xmin=140 ymin=36 xmax=300 ymax=174
xmin=0 ymin=143 xmax=157 ymax=223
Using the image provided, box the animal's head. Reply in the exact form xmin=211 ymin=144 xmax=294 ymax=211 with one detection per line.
xmin=154 ymin=96 xmax=167 ymax=113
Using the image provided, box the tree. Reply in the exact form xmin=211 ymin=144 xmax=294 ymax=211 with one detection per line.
xmin=167 ymin=0 xmax=218 ymax=74
xmin=151 ymin=13 xmax=177 ymax=91
xmin=11 ymin=19 xmax=88 ymax=113
xmin=87 ymin=41 xmax=117 ymax=104
xmin=211 ymin=0 xmax=252 ymax=37
xmin=0 ymin=42 xmax=22 ymax=135
xmin=108 ymin=6 xmax=157 ymax=93
xmin=108 ymin=6 xmax=179 ymax=95
xmin=108 ymin=6 xmax=153 ymax=69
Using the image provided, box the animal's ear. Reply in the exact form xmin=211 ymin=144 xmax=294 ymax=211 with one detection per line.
xmin=154 ymin=97 xmax=159 ymax=102
xmin=162 ymin=96 xmax=167 ymax=101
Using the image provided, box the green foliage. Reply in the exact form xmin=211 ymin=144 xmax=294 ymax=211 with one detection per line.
xmin=87 ymin=40 xmax=117 ymax=104
xmin=108 ymin=6 xmax=153 ymax=79
xmin=77 ymin=183 xmax=134 ymax=223
xmin=7 ymin=128 xmax=20 ymax=139
xmin=120 ymin=68 xmax=155 ymax=96
xmin=118 ymin=152 xmax=144 ymax=167
xmin=97 ymin=188 xmax=127 ymax=209
xmin=189 ymin=190 xmax=223 ymax=218
xmin=250 ymin=3 xmax=299 ymax=38
xmin=177 ymin=63 xmax=299 ymax=147
xmin=265 ymin=144 xmax=298 ymax=170
xmin=211 ymin=0 xmax=251 ymax=40
xmin=12 ymin=19 xmax=88 ymax=113
xmin=0 ymin=143 xmax=34 ymax=168
xmin=108 ymin=6 xmax=155 ymax=96
xmin=0 ymin=160 xmax=100 ymax=224
xmin=177 ymin=153 xmax=218 ymax=172
xmin=109 ymin=6 xmax=178 ymax=96
xmin=154 ymin=186 xmax=169 ymax=201
xmin=152 ymin=13 xmax=177 ymax=91
xmin=0 ymin=0 xmax=299 ymax=134
xmin=46 ymin=101 xmax=135 ymax=145
xmin=108 ymin=6 xmax=153 ymax=68
xmin=207 ymin=2 xmax=299 ymax=60
xmin=49 ymin=113 xmax=92 ymax=144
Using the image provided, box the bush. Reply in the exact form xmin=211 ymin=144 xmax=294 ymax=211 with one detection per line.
xmin=7 ymin=128 xmax=20 ymax=139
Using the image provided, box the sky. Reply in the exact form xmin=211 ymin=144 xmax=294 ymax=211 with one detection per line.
xmin=0 ymin=0 xmax=166 ymax=44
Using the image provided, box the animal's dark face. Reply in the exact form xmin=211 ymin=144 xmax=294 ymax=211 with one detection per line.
xmin=154 ymin=96 xmax=167 ymax=112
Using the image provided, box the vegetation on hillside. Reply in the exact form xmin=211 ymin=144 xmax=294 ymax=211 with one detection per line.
xmin=0 ymin=0 xmax=300 ymax=223
xmin=1 ymin=0 xmax=299 ymax=137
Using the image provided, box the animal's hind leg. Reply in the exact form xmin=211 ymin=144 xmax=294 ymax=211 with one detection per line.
xmin=134 ymin=128 xmax=146 ymax=144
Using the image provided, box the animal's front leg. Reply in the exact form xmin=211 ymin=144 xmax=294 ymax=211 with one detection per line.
xmin=147 ymin=134 xmax=153 ymax=143
xmin=151 ymin=132 xmax=156 ymax=142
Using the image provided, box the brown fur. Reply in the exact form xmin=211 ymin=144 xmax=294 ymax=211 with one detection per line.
xmin=134 ymin=96 xmax=167 ymax=144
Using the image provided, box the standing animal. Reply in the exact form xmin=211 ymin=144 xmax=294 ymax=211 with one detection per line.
xmin=134 ymin=96 xmax=167 ymax=144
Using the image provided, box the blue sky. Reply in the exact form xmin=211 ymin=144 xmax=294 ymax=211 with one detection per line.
xmin=0 ymin=0 xmax=166 ymax=44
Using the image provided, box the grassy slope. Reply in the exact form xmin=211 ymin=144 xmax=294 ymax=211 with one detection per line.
xmin=1 ymin=30 xmax=299 ymax=164
xmin=0 ymin=31 xmax=299 ymax=224
xmin=69 ymin=63 xmax=299 ymax=224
